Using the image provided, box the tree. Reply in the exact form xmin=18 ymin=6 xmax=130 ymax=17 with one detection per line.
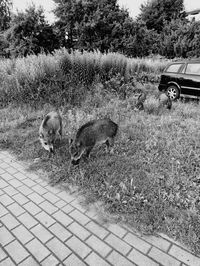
xmin=122 ymin=20 xmax=160 ymax=57
xmin=3 ymin=5 xmax=59 ymax=57
xmin=186 ymin=21 xmax=200 ymax=58
xmin=53 ymin=0 xmax=130 ymax=52
xmin=139 ymin=0 xmax=186 ymax=33
xmin=0 ymin=0 xmax=12 ymax=31
xmin=53 ymin=0 xmax=84 ymax=48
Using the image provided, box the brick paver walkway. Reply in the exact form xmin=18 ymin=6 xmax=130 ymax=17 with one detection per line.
xmin=0 ymin=150 xmax=200 ymax=266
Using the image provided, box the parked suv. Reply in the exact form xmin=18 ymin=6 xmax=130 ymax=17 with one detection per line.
xmin=158 ymin=60 xmax=200 ymax=100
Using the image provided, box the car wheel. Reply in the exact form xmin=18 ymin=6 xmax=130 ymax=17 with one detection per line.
xmin=167 ymin=85 xmax=180 ymax=100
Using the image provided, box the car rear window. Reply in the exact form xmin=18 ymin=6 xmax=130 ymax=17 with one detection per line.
xmin=165 ymin=64 xmax=183 ymax=73
xmin=185 ymin=63 xmax=200 ymax=75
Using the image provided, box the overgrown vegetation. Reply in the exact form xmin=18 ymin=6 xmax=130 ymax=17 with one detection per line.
xmin=0 ymin=49 xmax=168 ymax=107
xmin=0 ymin=51 xmax=200 ymax=254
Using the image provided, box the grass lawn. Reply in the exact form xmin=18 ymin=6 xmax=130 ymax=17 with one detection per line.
xmin=1 ymin=96 xmax=200 ymax=254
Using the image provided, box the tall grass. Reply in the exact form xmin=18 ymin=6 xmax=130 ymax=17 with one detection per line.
xmin=0 ymin=49 xmax=169 ymax=107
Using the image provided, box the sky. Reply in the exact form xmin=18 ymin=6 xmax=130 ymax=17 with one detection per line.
xmin=12 ymin=0 xmax=200 ymax=23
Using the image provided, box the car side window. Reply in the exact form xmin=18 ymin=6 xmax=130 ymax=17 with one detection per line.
xmin=166 ymin=64 xmax=183 ymax=73
xmin=185 ymin=63 xmax=200 ymax=75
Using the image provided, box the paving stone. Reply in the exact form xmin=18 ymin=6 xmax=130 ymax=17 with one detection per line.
xmin=5 ymin=167 xmax=18 ymax=175
xmin=18 ymin=185 xmax=33 ymax=196
xmin=64 ymin=253 xmax=87 ymax=266
xmin=141 ymin=235 xmax=171 ymax=252
xmin=68 ymin=222 xmax=90 ymax=240
xmin=35 ymin=211 xmax=56 ymax=228
xmin=0 ymin=257 xmax=16 ymax=266
xmin=39 ymin=200 xmax=58 ymax=215
xmin=12 ymin=225 xmax=34 ymax=244
xmin=8 ymin=179 xmax=23 ymax=188
xmin=0 ymin=168 xmax=5 ymax=174
xmin=107 ymin=250 xmax=135 ymax=266
xmin=0 ymin=179 xmax=8 ymax=189
xmin=128 ymin=248 xmax=159 ymax=266
xmin=5 ymin=240 xmax=29 ymax=264
xmin=41 ymin=254 xmax=59 ymax=266
xmin=7 ymin=202 xmax=25 ymax=217
xmin=18 ymin=212 xmax=38 ymax=229
xmin=0 ymin=227 xmax=14 ymax=246
xmin=26 ymin=238 xmax=50 ymax=262
xmin=107 ymin=223 xmax=127 ymax=239
xmin=19 ymin=256 xmax=40 ymax=266
xmin=57 ymin=191 xmax=75 ymax=203
xmin=124 ymin=233 xmax=151 ymax=254
xmin=0 ymin=203 xmax=8 ymax=217
xmin=23 ymin=201 xmax=42 ymax=215
xmin=43 ymin=192 xmax=59 ymax=204
xmin=27 ymin=172 xmax=40 ymax=181
xmin=32 ymin=184 xmax=47 ymax=195
xmin=159 ymin=233 xmax=190 ymax=252
xmin=10 ymin=162 xmax=24 ymax=171
xmin=0 ymin=194 xmax=14 ymax=206
xmin=49 ymin=223 xmax=72 ymax=242
xmin=13 ymin=193 xmax=29 ymax=205
xmin=149 ymin=247 xmax=181 ymax=266
xmin=28 ymin=192 xmax=45 ymax=204
xmin=85 ymin=252 xmax=110 ymax=266
xmin=169 ymin=245 xmax=200 ymax=266
xmin=55 ymin=200 xmax=66 ymax=208
xmin=105 ymin=233 xmax=131 ymax=255
xmin=31 ymin=224 xmax=53 ymax=243
xmin=62 ymin=204 xmax=74 ymax=214
xmin=0 ymin=162 xmax=10 ymax=169
xmin=1 ymin=213 xmax=19 ymax=230
xmin=53 ymin=210 xmax=73 ymax=227
xmin=3 ymin=186 xmax=18 ymax=196
xmin=13 ymin=172 xmax=27 ymax=180
xmin=66 ymin=236 xmax=91 ymax=259
xmin=0 ymin=151 xmax=14 ymax=159
xmin=47 ymin=238 xmax=71 ymax=261
xmin=86 ymin=221 xmax=109 ymax=239
xmin=86 ymin=235 xmax=112 ymax=257
xmin=0 ymin=172 xmax=13 ymax=181
xmin=22 ymin=179 xmax=37 ymax=187
xmin=70 ymin=198 xmax=86 ymax=213
xmin=69 ymin=210 xmax=90 ymax=225
xmin=0 ymin=248 xmax=7 ymax=261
